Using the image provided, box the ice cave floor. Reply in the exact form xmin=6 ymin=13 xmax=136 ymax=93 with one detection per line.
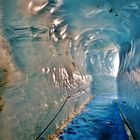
xmin=59 ymin=93 xmax=130 ymax=140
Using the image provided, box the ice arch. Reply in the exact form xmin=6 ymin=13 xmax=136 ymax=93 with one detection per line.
xmin=0 ymin=0 xmax=140 ymax=140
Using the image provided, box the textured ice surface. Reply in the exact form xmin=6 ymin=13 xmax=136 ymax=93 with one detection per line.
xmin=0 ymin=0 xmax=91 ymax=139
xmin=0 ymin=0 xmax=140 ymax=140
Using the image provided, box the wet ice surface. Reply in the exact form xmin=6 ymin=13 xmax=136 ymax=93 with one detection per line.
xmin=0 ymin=0 xmax=140 ymax=139
xmin=0 ymin=0 xmax=91 ymax=139
xmin=60 ymin=93 xmax=128 ymax=140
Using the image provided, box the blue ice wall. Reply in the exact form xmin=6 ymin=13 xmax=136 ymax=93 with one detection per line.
xmin=117 ymin=40 xmax=140 ymax=139
xmin=0 ymin=0 xmax=91 ymax=139
xmin=115 ymin=2 xmax=140 ymax=139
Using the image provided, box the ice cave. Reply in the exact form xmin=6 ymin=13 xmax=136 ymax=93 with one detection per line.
xmin=0 ymin=0 xmax=140 ymax=140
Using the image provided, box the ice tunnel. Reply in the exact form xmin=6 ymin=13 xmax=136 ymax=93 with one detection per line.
xmin=0 ymin=0 xmax=140 ymax=140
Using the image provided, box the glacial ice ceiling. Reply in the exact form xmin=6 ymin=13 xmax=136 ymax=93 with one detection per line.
xmin=0 ymin=0 xmax=140 ymax=140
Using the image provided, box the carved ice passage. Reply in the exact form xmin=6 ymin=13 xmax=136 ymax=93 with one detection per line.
xmin=0 ymin=0 xmax=140 ymax=140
